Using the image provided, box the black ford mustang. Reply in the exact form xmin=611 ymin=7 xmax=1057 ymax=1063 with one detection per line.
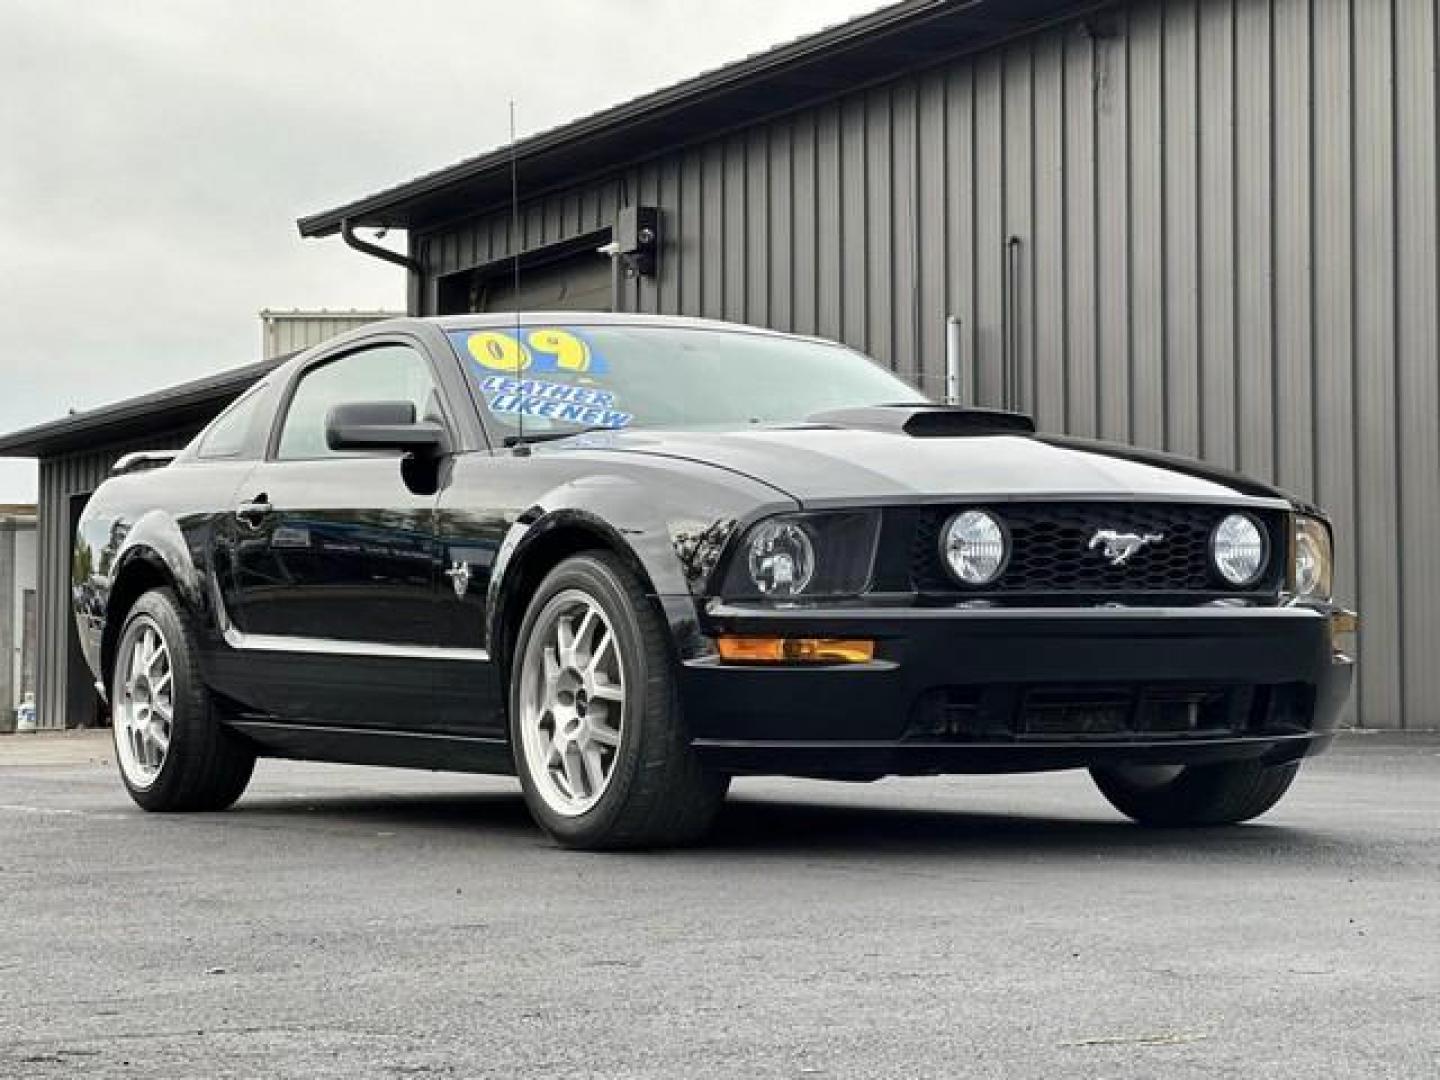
xmin=74 ymin=314 xmax=1355 ymax=849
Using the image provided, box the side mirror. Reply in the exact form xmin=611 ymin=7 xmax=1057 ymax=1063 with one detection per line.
xmin=325 ymin=400 xmax=449 ymax=455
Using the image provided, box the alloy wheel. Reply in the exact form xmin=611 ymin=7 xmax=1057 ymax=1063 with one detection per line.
xmin=112 ymin=615 xmax=175 ymax=789
xmin=517 ymin=589 xmax=626 ymax=817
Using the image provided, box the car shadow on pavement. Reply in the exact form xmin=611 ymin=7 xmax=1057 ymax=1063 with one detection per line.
xmin=234 ymin=789 xmax=542 ymax=839
xmin=232 ymin=785 xmax=1361 ymax=865
xmin=701 ymin=793 xmax=1354 ymax=865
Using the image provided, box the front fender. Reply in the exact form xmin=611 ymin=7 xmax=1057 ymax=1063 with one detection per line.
xmin=546 ymin=474 xmax=708 ymax=588
xmin=483 ymin=471 xmax=785 ymax=665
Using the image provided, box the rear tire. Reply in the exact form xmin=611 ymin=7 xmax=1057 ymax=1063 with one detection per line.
xmin=1090 ymin=759 xmax=1300 ymax=827
xmin=110 ymin=588 xmax=255 ymax=812
xmin=509 ymin=551 xmax=728 ymax=850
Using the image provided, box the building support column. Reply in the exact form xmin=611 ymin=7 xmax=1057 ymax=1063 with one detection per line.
xmin=0 ymin=522 xmax=15 ymax=715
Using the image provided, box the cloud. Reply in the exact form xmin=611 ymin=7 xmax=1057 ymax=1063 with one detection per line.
xmin=0 ymin=0 xmax=882 ymax=501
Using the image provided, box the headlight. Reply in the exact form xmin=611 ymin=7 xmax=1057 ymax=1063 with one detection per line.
xmin=1292 ymin=515 xmax=1333 ymax=600
xmin=1211 ymin=512 xmax=1267 ymax=586
xmin=722 ymin=512 xmax=880 ymax=600
xmin=746 ymin=521 xmax=815 ymax=597
xmin=940 ymin=509 xmax=1008 ymax=586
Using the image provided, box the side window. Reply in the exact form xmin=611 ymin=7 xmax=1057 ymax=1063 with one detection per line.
xmin=197 ymin=386 xmax=266 ymax=460
xmin=276 ymin=344 xmax=439 ymax=461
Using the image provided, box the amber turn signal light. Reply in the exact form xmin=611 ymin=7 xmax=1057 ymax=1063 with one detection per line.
xmin=716 ymin=636 xmax=875 ymax=664
xmin=1329 ymin=610 xmax=1358 ymax=657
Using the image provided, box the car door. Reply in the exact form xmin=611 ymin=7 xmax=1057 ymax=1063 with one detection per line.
xmin=428 ymin=451 xmax=520 ymax=738
xmin=222 ymin=338 xmax=453 ymax=729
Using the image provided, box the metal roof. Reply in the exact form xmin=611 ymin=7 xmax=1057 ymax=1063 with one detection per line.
xmin=0 ymin=359 xmax=280 ymax=459
xmin=297 ymin=0 xmax=1098 ymax=238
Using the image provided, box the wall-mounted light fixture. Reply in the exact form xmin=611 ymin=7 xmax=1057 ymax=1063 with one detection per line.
xmin=612 ymin=206 xmax=660 ymax=277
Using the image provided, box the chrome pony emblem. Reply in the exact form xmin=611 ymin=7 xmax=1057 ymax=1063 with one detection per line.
xmin=1088 ymin=529 xmax=1165 ymax=566
xmin=444 ymin=561 xmax=472 ymax=597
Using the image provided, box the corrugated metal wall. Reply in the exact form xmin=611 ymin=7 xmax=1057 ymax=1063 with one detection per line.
xmin=32 ymin=428 xmax=198 ymax=729
xmin=417 ymin=0 xmax=1440 ymax=730
xmin=260 ymin=311 xmax=402 ymax=361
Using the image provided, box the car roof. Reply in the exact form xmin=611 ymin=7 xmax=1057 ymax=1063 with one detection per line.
xmin=397 ymin=311 xmax=822 ymax=341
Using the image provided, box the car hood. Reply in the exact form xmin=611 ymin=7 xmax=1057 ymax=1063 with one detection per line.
xmin=580 ymin=426 xmax=1293 ymax=507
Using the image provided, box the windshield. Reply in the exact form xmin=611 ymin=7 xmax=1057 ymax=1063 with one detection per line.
xmin=445 ymin=324 xmax=926 ymax=438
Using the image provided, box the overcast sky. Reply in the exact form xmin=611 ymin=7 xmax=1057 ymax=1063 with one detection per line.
xmin=0 ymin=0 xmax=882 ymax=502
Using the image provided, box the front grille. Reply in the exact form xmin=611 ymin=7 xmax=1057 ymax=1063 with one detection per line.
xmin=912 ymin=503 xmax=1285 ymax=599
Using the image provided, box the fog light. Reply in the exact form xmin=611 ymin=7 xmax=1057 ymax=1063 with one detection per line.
xmin=940 ymin=510 xmax=1008 ymax=586
xmin=1212 ymin=512 xmax=1267 ymax=586
xmin=717 ymin=636 xmax=875 ymax=664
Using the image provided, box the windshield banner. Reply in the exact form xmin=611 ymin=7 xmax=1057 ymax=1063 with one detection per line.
xmin=450 ymin=327 xmax=609 ymax=376
xmin=449 ymin=327 xmax=632 ymax=429
xmin=478 ymin=374 xmax=632 ymax=429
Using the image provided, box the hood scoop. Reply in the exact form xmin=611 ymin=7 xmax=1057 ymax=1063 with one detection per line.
xmin=111 ymin=449 xmax=179 ymax=475
xmin=806 ymin=404 xmax=1036 ymax=438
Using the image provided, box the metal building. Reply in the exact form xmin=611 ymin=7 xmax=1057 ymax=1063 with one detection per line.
xmin=1 ymin=504 xmax=37 ymax=725
xmin=261 ymin=309 xmax=402 ymax=361
xmin=300 ymin=0 xmax=1440 ymax=730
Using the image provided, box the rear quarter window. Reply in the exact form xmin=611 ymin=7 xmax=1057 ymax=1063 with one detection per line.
xmin=196 ymin=385 xmax=266 ymax=460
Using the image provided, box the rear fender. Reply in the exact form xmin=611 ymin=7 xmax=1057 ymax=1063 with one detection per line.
xmin=86 ymin=510 xmax=205 ymax=694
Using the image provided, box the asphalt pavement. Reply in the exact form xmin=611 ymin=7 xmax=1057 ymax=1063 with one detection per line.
xmin=1 ymin=729 xmax=1436 ymax=1079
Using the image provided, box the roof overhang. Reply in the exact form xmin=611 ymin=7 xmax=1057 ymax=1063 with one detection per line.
xmin=297 ymin=0 xmax=1102 ymax=239
xmin=0 ymin=359 xmax=279 ymax=459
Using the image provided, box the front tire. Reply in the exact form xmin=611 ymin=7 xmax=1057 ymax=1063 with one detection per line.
xmin=110 ymin=588 xmax=255 ymax=812
xmin=509 ymin=552 xmax=728 ymax=849
xmin=1090 ymin=759 xmax=1300 ymax=827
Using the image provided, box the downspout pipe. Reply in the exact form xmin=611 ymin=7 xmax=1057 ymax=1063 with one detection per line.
xmin=340 ymin=218 xmax=422 ymax=275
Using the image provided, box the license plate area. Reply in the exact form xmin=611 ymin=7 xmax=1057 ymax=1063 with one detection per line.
xmin=904 ymin=682 xmax=1311 ymax=742
xmin=1018 ymin=686 xmax=1235 ymax=739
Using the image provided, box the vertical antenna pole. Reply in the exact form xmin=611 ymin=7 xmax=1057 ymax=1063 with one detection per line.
xmin=509 ymin=100 xmax=523 ymax=447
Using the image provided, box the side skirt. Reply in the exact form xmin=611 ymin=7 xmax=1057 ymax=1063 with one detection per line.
xmin=227 ymin=719 xmax=516 ymax=776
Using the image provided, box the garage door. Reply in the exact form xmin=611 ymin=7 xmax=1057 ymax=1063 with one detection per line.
xmin=441 ymin=249 xmax=613 ymax=315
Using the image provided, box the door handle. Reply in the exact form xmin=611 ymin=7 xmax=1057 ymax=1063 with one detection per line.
xmin=235 ymin=495 xmax=272 ymax=530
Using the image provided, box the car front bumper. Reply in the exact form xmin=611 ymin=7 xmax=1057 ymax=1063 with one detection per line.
xmin=679 ymin=603 xmax=1354 ymax=776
